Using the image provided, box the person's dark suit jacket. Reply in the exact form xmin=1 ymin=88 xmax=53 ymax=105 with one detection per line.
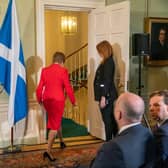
xmin=94 ymin=56 xmax=117 ymax=102
xmin=90 ymin=124 xmax=155 ymax=168
xmin=153 ymin=119 xmax=168 ymax=168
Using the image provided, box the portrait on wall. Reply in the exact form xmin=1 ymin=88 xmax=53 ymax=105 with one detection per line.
xmin=145 ymin=17 xmax=168 ymax=66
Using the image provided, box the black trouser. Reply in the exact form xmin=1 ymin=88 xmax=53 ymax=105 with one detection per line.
xmin=100 ymin=102 xmax=118 ymax=141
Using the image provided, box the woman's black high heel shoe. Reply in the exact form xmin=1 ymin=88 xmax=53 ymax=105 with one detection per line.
xmin=60 ymin=142 xmax=66 ymax=149
xmin=43 ymin=152 xmax=57 ymax=162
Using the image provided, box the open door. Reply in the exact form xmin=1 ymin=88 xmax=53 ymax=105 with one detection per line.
xmin=88 ymin=1 xmax=130 ymax=140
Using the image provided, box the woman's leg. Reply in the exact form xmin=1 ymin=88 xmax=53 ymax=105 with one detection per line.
xmin=100 ymin=105 xmax=113 ymax=141
xmin=57 ymin=126 xmax=63 ymax=142
xmin=110 ymin=104 xmax=118 ymax=137
xmin=57 ymin=126 xmax=67 ymax=149
xmin=100 ymin=103 xmax=118 ymax=141
xmin=47 ymin=129 xmax=57 ymax=153
xmin=44 ymin=100 xmax=65 ymax=152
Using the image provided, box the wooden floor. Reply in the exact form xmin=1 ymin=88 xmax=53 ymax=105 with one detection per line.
xmin=0 ymin=135 xmax=103 ymax=154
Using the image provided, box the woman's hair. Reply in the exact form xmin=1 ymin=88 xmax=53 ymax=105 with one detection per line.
xmin=52 ymin=52 xmax=65 ymax=63
xmin=96 ymin=40 xmax=113 ymax=60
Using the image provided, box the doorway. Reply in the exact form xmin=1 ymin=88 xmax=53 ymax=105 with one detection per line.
xmin=35 ymin=0 xmax=105 ymax=145
xmin=44 ymin=8 xmax=89 ymax=137
xmin=36 ymin=0 xmax=130 ymax=141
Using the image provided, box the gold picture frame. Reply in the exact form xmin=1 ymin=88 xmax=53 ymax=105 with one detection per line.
xmin=144 ymin=17 xmax=168 ymax=66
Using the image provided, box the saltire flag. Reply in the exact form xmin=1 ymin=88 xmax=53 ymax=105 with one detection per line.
xmin=0 ymin=0 xmax=28 ymax=127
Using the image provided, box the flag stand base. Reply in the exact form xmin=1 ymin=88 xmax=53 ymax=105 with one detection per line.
xmin=2 ymin=127 xmax=22 ymax=153
xmin=2 ymin=145 xmax=21 ymax=154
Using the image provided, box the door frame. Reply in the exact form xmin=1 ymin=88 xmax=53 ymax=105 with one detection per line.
xmin=35 ymin=0 xmax=105 ymax=65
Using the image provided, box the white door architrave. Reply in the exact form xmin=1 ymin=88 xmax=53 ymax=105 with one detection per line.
xmin=36 ymin=0 xmax=105 ymax=65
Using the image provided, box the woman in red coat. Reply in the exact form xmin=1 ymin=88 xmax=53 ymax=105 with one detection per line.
xmin=36 ymin=52 xmax=76 ymax=161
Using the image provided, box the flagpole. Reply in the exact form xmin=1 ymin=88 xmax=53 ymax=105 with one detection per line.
xmin=0 ymin=86 xmax=14 ymax=153
xmin=11 ymin=127 xmax=14 ymax=151
xmin=0 ymin=0 xmax=28 ymax=153
xmin=9 ymin=127 xmax=21 ymax=153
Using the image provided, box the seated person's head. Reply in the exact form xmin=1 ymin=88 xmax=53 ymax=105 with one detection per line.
xmin=114 ymin=92 xmax=144 ymax=128
xmin=149 ymin=90 xmax=168 ymax=122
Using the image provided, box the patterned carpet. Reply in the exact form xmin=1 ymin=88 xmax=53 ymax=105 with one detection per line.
xmin=0 ymin=143 xmax=102 ymax=168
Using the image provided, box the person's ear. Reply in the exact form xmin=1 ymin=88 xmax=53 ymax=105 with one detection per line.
xmin=118 ymin=111 xmax=122 ymax=120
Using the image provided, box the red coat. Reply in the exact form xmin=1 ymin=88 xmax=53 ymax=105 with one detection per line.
xmin=36 ymin=63 xmax=75 ymax=104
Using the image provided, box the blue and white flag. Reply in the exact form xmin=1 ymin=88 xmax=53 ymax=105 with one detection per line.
xmin=0 ymin=0 xmax=28 ymax=127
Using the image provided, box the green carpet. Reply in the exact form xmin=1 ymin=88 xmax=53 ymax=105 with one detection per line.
xmin=47 ymin=117 xmax=88 ymax=138
xmin=62 ymin=118 xmax=88 ymax=137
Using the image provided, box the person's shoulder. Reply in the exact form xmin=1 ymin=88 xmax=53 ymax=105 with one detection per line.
xmin=43 ymin=64 xmax=54 ymax=70
xmin=119 ymin=125 xmax=153 ymax=141
xmin=122 ymin=124 xmax=149 ymax=134
xmin=136 ymin=124 xmax=153 ymax=137
xmin=111 ymin=132 xmax=133 ymax=147
xmin=107 ymin=56 xmax=114 ymax=62
xmin=41 ymin=66 xmax=47 ymax=73
xmin=158 ymin=121 xmax=168 ymax=135
xmin=137 ymin=125 xmax=155 ymax=144
xmin=162 ymin=119 xmax=168 ymax=126
xmin=61 ymin=66 xmax=68 ymax=73
xmin=138 ymin=124 xmax=150 ymax=131
xmin=101 ymin=139 xmax=122 ymax=152
xmin=112 ymin=125 xmax=154 ymax=150
xmin=41 ymin=65 xmax=53 ymax=74
xmin=104 ymin=56 xmax=114 ymax=66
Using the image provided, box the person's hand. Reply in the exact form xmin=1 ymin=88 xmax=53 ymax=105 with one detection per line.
xmin=39 ymin=102 xmax=46 ymax=112
xmin=100 ymin=96 xmax=106 ymax=109
xmin=73 ymin=103 xmax=79 ymax=113
xmin=39 ymin=101 xmax=43 ymax=105
xmin=73 ymin=102 xmax=78 ymax=108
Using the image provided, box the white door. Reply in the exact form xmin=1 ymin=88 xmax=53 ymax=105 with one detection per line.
xmin=88 ymin=1 xmax=130 ymax=140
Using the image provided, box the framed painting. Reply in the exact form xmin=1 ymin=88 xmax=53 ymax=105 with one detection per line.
xmin=144 ymin=17 xmax=168 ymax=66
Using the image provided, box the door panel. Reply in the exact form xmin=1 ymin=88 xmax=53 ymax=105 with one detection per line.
xmin=95 ymin=12 xmax=107 ymax=34
xmin=88 ymin=1 xmax=130 ymax=139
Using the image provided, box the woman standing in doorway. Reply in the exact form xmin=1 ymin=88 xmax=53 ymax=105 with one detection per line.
xmin=36 ymin=52 xmax=76 ymax=161
xmin=94 ymin=40 xmax=118 ymax=141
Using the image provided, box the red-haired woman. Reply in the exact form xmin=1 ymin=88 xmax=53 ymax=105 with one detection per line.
xmin=94 ymin=40 xmax=118 ymax=141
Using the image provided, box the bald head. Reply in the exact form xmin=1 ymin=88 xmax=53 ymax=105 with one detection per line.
xmin=114 ymin=92 xmax=145 ymax=126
